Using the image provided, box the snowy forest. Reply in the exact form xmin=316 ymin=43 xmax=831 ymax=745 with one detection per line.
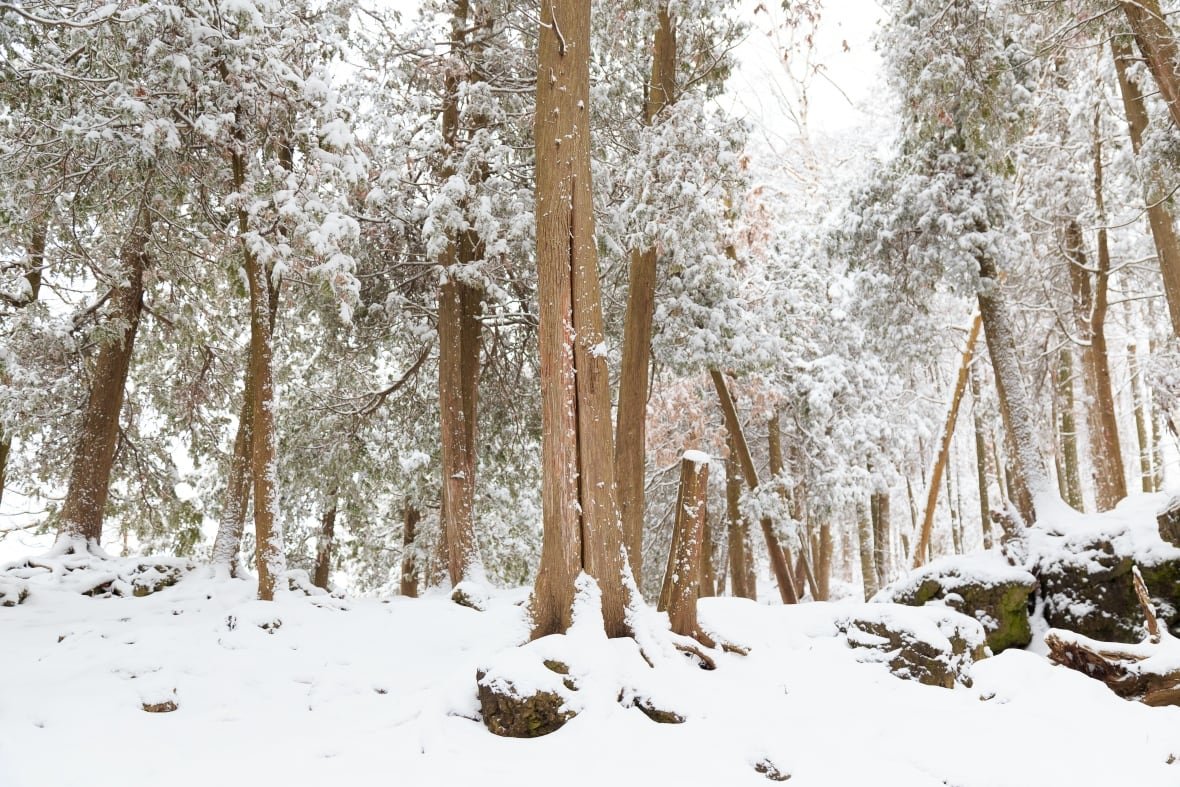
xmin=3 ymin=0 xmax=1180 ymax=784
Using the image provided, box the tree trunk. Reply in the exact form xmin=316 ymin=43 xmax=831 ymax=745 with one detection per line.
xmin=1056 ymin=348 xmax=1085 ymax=510
xmin=975 ymin=251 xmax=1046 ymax=524
xmin=530 ymin=0 xmax=631 ymax=639
xmin=971 ymin=369 xmax=994 ymax=548
xmin=873 ymin=488 xmax=890 ymax=587
xmin=313 ymin=498 xmax=337 ymax=590
xmin=857 ymin=498 xmax=878 ymax=601
xmin=616 ymin=5 xmax=677 ymax=586
xmin=769 ymin=412 xmax=817 ymax=598
xmin=816 ymin=522 xmax=833 ymax=601
xmin=1113 ymin=35 xmax=1180 ymax=337
xmin=725 ymin=436 xmax=753 ymax=600
xmin=438 ymin=0 xmax=485 ymax=589
xmin=401 ymin=504 xmax=420 ymax=598
xmin=1120 ymin=1 xmax=1180 ymax=136
xmin=710 ymin=369 xmax=798 ymax=603
xmin=698 ymin=497 xmax=716 ymax=598
xmin=58 ymin=203 xmax=152 ymax=545
xmin=1129 ymin=344 xmax=1155 ymax=493
xmin=1091 ymin=135 xmax=1127 ymax=507
xmin=659 ymin=452 xmax=709 ymax=625
xmin=913 ymin=313 xmax=981 ymax=566
xmin=211 ymin=278 xmax=281 ymax=572
xmin=946 ymin=456 xmax=962 ymax=554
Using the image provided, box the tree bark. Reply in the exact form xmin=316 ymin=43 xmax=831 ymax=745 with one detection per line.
xmin=1120 ymin=1 xmax=1180 ymax=137
xmin=58 ymin=201 xmax=152 ymax=545
xmin=873 ymin=488 xmax=891 ymax=586
xmin=1113 ymin=36 xmax=1180 ymax=337
xmin=1091 ymin=144 xmax=1128 ymax=508
xmin=438 ymin=0 xmax=485 ymax=588
xmin=976 ymin=252 xmax=1046 ymax=525
xmin=816 ymin=522 xmax=833 ymax=600
xmin=857 ymin=498 xmax=878 ymax=600
xmin=724 ymin=436 xmax=753 ymax=600
xmin=710 ymin=369 xmax=799 ymax=603
xmin=313 ymin=498 xmax=337 ymax=590
xmin=698 ymin=496 xmax=716 ymax=598
xmin=913 ymin=313 xmax=981 ymax=566
xmin=970 ymin=369 xmax=995 ymax=549
xmin=1055 ymin=348 xmax=1085 ymax=510
xmin=1129 ymin=344 xmax=1155 ymax=493
xmin=401 ymin=504 xmax=420 ymax=597
xmin=530 ymin=0 xmax=632 ymax=640
xmin=616 ymin=5 xmax=678 ymax=586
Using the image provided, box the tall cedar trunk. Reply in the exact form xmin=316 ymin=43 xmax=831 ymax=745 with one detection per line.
xmin=816 ymin=522 xmax=833 ymax=600
xmin=58 ymin=204 xmax=152 ymax=544
xmin=913 ymin=314 xmax=981 ymax=566
xmin=1090 ymin=122 xmax=1128 ymax=507
xmin=1056 ymin=348 xmax=1085 ymax=510
xmin=1129 ymin=344 xmax=1155 ymax=493
xmin=210 ymin=279 xmax=280 ymax=570
xmin=313 ymin=499 xmax=337 ymax=590
xmin=873 ymin=489 xmax=890 ymax=587
xmin=438 ymin=0 xmax=485 ymax=588
xmin=971 ymin=369 xmax=994 ymax=548
xmin=616 ymin=5 xmax=677 ymax=585
xmin=725 ymin=436 xmax=753 ymax=599
xmin=857 ymin=498 xmax=878 ymax=600
xmin=401 ymin=504 xmax=420 ymax=597
xmin=710 ymin=369 xmax=799 ymax=603
xmin=1120 ymin=0 xmax=1180 ymax=135
xmin=975 ymin=251 xmax=1046 ymax=525
xmin=0 ymin=216 xmax=48 ymax=509
xmin=1113 ymin=36 xmax=1180 ymax=337
xmin=661 ymin=453 xmax=713 ymax=643
xmin=530 ymin=0 xmax=631 ymax=639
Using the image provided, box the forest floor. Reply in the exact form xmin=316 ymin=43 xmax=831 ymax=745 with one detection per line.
xmin=1 ymin=556 xmax=1178 ymax=787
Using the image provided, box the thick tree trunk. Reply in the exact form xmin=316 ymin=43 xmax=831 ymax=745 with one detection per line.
xmin=710 ymin=369 xmax=799 ymax=604
xmin=1113 ymin=36 xmax=1180 ymax=337
xmin=530 ymin=0 xmax=632 ymax=640
xmin=401 ymin=504 xmax=420 ymax=598
xmin=313 ymin=498 xmax=337 ymax=590
xmin=58 ymin=204 xmax=152 ymax=545
xmin=975 ymin=253 xmax=1047 ymax=525
xmin=913 ymin=313 xmax=981 ymax=566
xmin=857 ymin=498 xmax=878 ymax=600
xmin=616 ymin=5 xmax=678 ymax=586
xmin=1120 ymin=1 xmax=1180 ymax=136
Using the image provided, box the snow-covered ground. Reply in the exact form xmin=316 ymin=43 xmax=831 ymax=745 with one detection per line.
xmin=1 ymin=565 xmax=1177 ymax=787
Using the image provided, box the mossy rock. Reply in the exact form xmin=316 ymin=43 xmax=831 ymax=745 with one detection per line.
xmin=477 ymin=672 xmax=576 ymax=738
xmin=1037 ymin=538 xmax=1180 ymax=643
xmin=840 ymin=606 xmax=987 ymax=688
xmin=877 ymin=555 xmax=1036 ymax=653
